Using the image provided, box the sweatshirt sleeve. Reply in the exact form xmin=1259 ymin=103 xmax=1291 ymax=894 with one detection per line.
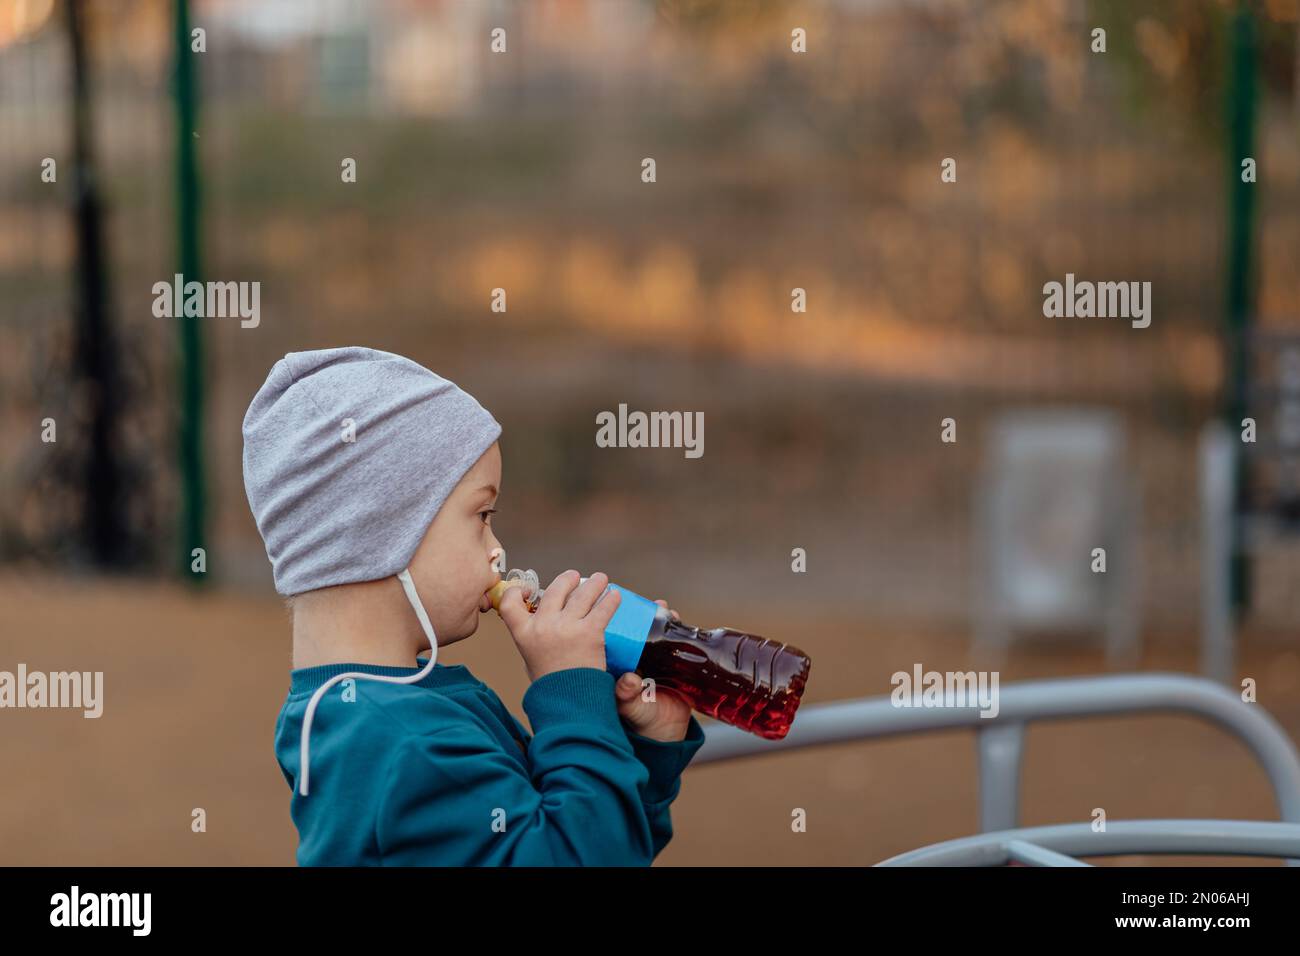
xmin=623 ymin=715 xmax=707 ymax=858
xmin=376 ymin=667 xmax=660 ymax=866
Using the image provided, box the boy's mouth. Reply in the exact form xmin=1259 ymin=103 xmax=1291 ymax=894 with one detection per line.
xmin=479 ymin=564 xmax=505 ymax=613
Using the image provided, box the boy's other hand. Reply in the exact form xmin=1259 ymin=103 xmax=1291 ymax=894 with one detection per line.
xmin=499 ymin=570 xmax=621 ymax=684
xmin=615 ymin=599 xmax=692 ymax=742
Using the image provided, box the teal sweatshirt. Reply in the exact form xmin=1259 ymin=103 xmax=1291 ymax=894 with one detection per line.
xmin=273 ymin=659 xmax=707 ymax=866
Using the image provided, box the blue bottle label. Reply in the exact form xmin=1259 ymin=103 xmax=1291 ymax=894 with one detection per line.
xmin=603 ymin=583 xmax=657 ymax=677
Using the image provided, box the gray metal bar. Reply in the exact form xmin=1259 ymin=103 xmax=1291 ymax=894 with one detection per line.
xmin=1004 ymin=840 xmax=1093 ymax=867
xmin=977 ymin=723 xmax=1024 ymax=833
xmin=879 ymin=819 xmax=1300 ymax=866
xmin=691 ymin=674 xmax=1300 ymax=864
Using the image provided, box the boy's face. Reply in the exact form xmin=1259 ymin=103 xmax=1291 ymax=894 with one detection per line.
xmin=406 ymin=441 xmax=505 ymax=645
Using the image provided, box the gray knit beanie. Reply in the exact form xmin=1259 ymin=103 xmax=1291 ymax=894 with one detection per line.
xmin=242 ymin=347 xmax=502 ymax=595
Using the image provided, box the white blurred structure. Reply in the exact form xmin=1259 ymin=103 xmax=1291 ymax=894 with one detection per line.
xmin=1199 ymin=420 xmax=1235 ymax=685
xmin=973 ymin=409 xmax=1141 ymax=668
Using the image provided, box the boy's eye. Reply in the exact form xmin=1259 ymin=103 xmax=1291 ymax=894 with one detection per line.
xmin=479 ymin=509 xmax=498 ymax=524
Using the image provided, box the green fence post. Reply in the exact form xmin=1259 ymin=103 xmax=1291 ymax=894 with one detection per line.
xmin=175 ymin=0 xmax=206 ymax=583
xmin=1224 ymin=2 xmax=1257 ymax=615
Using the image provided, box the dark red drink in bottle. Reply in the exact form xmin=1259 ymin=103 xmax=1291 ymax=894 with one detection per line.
xmin=636 ymin=605 xmax=811 ymax=739
xmin=488 ymin=568 xmax=811 ymax=739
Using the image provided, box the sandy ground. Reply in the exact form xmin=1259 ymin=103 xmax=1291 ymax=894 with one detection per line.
xmin=1 ymin=571 xmax=1298 ymax=867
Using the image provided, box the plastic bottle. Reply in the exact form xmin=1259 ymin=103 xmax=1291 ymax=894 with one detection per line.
xmin=487 ymin=568 xmax=811 ymax=740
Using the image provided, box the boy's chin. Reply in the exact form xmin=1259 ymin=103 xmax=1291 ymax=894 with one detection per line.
xmin=433 ymin=616 xmax=479 ymax=646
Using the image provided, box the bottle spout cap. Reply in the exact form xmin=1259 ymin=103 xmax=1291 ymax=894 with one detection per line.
xmin=487 ymin=568 xmax=541 ymax=613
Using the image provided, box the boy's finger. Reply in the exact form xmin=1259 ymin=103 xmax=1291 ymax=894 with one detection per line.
xmin=587 ymin=585 xmax=622 ymax=629
xmin=567 ymin=571 xmax=610 ymax=618
xmin=654 ymin=598 xmax=680 ymax=621
xmin=537 ymin=570 xmax=581 ymax=618
xmin=496 ymin=586 xmax=531 ymax=633
xmin=615 ymin=672 xmax=640 ymax=698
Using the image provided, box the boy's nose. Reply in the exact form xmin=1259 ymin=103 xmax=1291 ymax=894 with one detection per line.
xmin=488 ymin=547 xmax=505 ymax=575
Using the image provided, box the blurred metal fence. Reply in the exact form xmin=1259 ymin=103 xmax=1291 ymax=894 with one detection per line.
xmin=0 ymin=1 xmax=1298 ymax=635
xmin=693 ymin=673 xmax=1300 ymax=865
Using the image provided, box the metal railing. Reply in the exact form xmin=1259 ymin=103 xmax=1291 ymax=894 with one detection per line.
xmin=690 ymin=673 xmax=1300 ymax=865
xmin=877 ymin=819 xmax=1300 ymax=866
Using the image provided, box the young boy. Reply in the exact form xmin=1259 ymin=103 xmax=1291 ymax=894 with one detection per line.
xmin=243 ymin=346 xmax=706 ymax=865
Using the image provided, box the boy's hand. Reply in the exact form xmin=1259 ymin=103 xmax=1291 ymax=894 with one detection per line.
xmin=498 ymin=570 xmax=621 ymax=684
xmin=615 ymin=599 xmax=693 ymax=742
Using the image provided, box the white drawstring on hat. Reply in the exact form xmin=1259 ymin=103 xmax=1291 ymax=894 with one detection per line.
xmin=296 ymin=568 xmax=440 ymax=797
